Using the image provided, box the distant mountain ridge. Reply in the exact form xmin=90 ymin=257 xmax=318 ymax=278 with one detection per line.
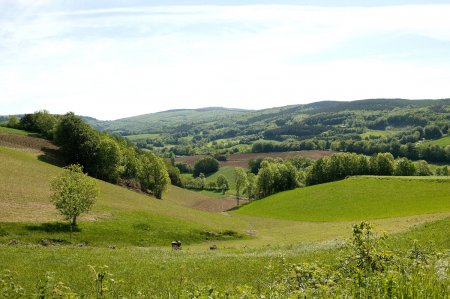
xmin=87 ymin=98 xmax=450 ymax=136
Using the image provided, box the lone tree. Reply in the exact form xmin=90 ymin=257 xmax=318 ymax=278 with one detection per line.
xmin=234 ymin=167 xmax=248 ymax=206
xmin=50 ymin=164 xmax=99 ymax=230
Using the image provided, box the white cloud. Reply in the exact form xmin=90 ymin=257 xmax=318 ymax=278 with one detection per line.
xmin=1 ymin=4 xmax=450 ymax=119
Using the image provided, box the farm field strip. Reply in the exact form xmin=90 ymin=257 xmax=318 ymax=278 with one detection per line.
xmin=175 ymin=150 xmax=335 ymax=168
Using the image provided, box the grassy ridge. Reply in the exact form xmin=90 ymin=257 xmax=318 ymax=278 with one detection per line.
xmin=0 ymin=126 xmax=32 ymax=136
xmin=237 ymin=176 xmax=450 ymax=221
xmin=425 ymin=135 xmax=450 ymax=146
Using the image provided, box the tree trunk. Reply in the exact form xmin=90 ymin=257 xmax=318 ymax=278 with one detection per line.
xmin=72 ymin=215 xmax=77 ymax=227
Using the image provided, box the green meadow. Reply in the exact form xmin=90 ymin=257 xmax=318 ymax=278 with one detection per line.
xmin=425 ymin=135 xmax=450 ymax=146
xmin=237 ymin=176 xmax=450 ymax=221
xmin=0 ymin=144 xmax=449 ymax=296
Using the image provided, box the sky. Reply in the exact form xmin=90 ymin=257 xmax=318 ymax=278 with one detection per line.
xmin=1 ymin=1 xmax=450 ymax=120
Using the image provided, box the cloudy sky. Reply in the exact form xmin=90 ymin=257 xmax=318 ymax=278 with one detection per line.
xmin=1 ymin=0 xmax=450 ymax=120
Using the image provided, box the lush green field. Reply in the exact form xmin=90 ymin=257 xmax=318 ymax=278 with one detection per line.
xmin=237 ymin=176 xmax=450 ymax=221
xmin=425 ymin=135 xmax=450 ymax=146
xmin=205 ymin=166 xmax=238 ymax=192
xmin=124 ymin=133 xmax=160 ymax=141
xmin=2 ymin=146 xmax=446 ymax=249
xmin=0 ymin=217 xmax=448 ymax=296
xmin=1 ymin=144 xmax=449 ymax=296
xmin=360 ymin=129 xmax=397 ymax=138
xmin=0 ymin=126 xmax=32 ymax=136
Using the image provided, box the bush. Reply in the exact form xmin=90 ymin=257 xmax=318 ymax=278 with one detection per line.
xmin=193 ymin=157 xmax=219 ymax=177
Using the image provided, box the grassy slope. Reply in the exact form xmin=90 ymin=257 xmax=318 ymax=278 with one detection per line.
xmin=0 ymin=126 xmax=32 ymax=136
xmin=0 ymin=147 xmax=245 ymax=246
xmin=1 ymin=144 xmax=450 ymax=295
xmin=237 ymin=176 xmax=450 ymax=221
xmin=425 ymin=135 xmax=450 ymax=146
xmin=360 ymin=129 xmax=397 ymax=138
xmin=2 ymin=146 xmax=446 ymax=249
xmin=205 ymin=166 xmax=238 ymax=192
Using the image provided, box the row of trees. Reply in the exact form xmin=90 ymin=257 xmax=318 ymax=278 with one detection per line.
xmin=251 ymin=137 xmax=450 ymax=164
xmin=243 ymin=153 xmax=437 ymax=200
xmin=10 ymin=111 xmax=172 ymax=199
xmin=306 ymin=152 xmax=433 ymax=186
xmin=331 ymin=140 xmax=450 ymax=163
xmin=183 ymin=174 xmax=230 ymax=194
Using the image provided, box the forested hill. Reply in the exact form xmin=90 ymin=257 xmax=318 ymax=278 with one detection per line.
xmin=89 ymin=107 xmax=251 ymax=135
xmin=89 ymin=98 xmax=449 ymax=136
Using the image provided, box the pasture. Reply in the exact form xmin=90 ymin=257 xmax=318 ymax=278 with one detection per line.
xmin=425 ymin=135 xmax=450 ymax=146
xmin=237 ymin=176 xmax=450 ymax=221
xmin=0 ymin=140 xmax=449 ymax=296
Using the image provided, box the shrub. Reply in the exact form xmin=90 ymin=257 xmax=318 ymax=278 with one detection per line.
xmin=193 ymin=157 xmax=219 ymax=177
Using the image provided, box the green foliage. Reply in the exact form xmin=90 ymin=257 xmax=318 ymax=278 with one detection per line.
xmin=175 ymin=162 xmax=192 ymax=174
xmin=394 ymin=157 xmax=416 ymax=176
xmin=424 ymin=125 xmax=443 ymax=139
xmin=234 ymin=168 xmax=248 ymax=204
xmin=165 ymin=161 xmax=183 ymax=187
xmin=93 ymin=135 xmax=122 ymax=182
xmin=256 ymin=160 xmax=299 ymax=198
xmin=370 ymin=152 xmax=395 ymax=175
xmin=436 ymin=166 xmax=449 ymax=176
xmin=19 ymin=110 xmax=57 ymax=139
xmin=6 ymin=116 xmax=19 ymax=129
xmin=53 ymin=113 xmax=172 ymax=199
xmin=54 ymin=112 xmax=100 ymax=170
xmin=193 ymin=156 xmax=219 ymax=177
xmin=138 ymin=152 xmax=170 ymax=199
xmin=89 ymin=99 xmax=450 ymax=164
xmin=216 ymin=174 xmax=229 ymax=194
xmin=306 ymin=152 xmax=426 ymax=186
xmin=50 ymin=164 xmax=99 ymax=228
xmin=414 ymin=160 xmax=433 ymax=176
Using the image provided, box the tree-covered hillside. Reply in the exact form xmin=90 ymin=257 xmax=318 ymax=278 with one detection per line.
xmin=88 ymin=99 xmax=450 ymax=163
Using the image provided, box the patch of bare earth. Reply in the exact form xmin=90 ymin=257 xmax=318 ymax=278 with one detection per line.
xmin=0 ymin=134 xmax=58 ymax=153
xmin=175 ymin=150 xmax=336 ymax=168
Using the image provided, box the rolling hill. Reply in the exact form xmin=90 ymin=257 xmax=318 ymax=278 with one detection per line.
xmin=237 ymin=176 xmax=450 ymax=221
xmin=89 ymin=98 xmax=450 ymax=137
xmin=1 ymin=132 xmax=449 ymax=296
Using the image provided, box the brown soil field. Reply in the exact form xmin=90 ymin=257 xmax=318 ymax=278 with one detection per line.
xmin=0 ymin=134 xmax=59 ymax=152
xmin=175 ymin=150 xmax=335 ymax=168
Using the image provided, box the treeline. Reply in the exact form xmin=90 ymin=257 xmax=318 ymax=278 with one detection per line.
xmin=251 ymin=125 xmax=450 ymax=164
xmin=330 ymin=139 xmax=450 ymax=163
xmin=247 ymin=153 xmax=443 ymax=199
xmin=306 ymin=152 xmax=435 ymax=185
xmin=6 ymin=111 xmax=176 ymax=199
